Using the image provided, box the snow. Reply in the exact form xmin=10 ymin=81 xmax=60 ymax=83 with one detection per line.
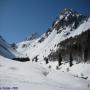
xmin=17 ymin=39 xmax=37 ymax=53
xmin=0 ymin=55 xmax=90 ymax=90
xmin=59 ymin=15 xmax=64 ymax=20
xmin=1 ymin=9 xmax=90 ymax=90
xmin=70 ymin=63 xmax=90 ymax=80
xmin=70 ymin=21 xmax=90 ymax=37
xmin=17 ymin=17 xmax=90 ymax=61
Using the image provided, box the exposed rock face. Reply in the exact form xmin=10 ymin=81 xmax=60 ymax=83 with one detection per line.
xmin=53 ymin=8 xmax=88 ymax=31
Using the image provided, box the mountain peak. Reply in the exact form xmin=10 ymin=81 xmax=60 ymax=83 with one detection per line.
xmin=62 ymin=8 xmax=79 ymax=16
xmin=63 ymin=8 xmax=73 ymax=14
xmin=52 ymin=8 xmax=88 ymax=30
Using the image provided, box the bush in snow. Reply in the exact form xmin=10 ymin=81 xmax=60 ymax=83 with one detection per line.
xmin=81 ymin=73 xmax=84 ymax=77
xmin=32 ymin=55 xmax=38 ymax=62
xmin=48 ymin=65 xmax=51 ymax=69
xmin=43 ymin=71 xmax=49 ymax=76
xmin=56 ymin=66 xmax=59 ymax=70
xmin=44 ymin=57 xmax=49 ymax=64
xmin=66 ymin=68 xmax=69 ymax=72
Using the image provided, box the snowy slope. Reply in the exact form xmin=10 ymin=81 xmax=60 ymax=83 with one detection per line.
xmin=0 ymin=55 xmax=90 ymax=90
xmin=0 ymin=36 xmax=22 ymax=59
xmin=0 ymin=8 xmax=90 ymax=90
xmin=17 ymin=9 xmax=90 ymax=60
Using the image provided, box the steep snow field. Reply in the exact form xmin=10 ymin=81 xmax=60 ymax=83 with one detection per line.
xmin=0 ymin=55 xmax=90 ymax=90
xmin=17 ymin=17 xmax=90 ymax=60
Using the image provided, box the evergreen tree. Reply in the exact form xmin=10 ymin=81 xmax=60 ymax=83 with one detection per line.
xmin=35 ymin=56 xmax=38 ymax=62
xmin=58 ymin=52 xmax=62 ymax=66
xmin=84 ymin=48 xmax=88 ymax=62
xmin=69 ymin=52 xmax=73 ymax=67
xmin=83 ymin=31 xmax=89 ymax=62
xmin=44 ymin=57 xmax=49 ymax=64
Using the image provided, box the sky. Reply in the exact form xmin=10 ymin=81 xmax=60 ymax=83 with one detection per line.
xmin=0 ymin=0 xmax=90 ymax=43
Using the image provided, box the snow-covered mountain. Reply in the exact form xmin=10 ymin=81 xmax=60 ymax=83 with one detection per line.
xmin=0 ymin=36 xmax=21 ymax=59
xmin=17 ymin=8 xmax=90 ymax=61
xmin=0 ymin=8 xmax=90 ymax=90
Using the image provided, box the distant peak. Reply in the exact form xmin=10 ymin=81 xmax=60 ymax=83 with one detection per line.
xmin=64 ymin=8 xmax=73 ymax=12
xmin=62 ymin=8 xmax=78 ymax=15
xmin=25 ymin=33 xmax=39 ymax=41
xmin=52 ymin=8 xmax=88 ymax=30
xmin=0 ymin=35 xmax=6 ymax=42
